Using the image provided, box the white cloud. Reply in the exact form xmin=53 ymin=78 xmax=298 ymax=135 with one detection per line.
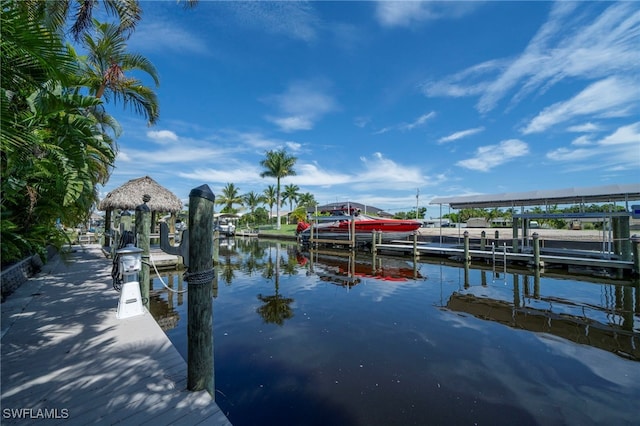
xmin=422 ymin=60 xmax=505 ymax=98
xmin=373 ymin=126 xmax=392 ymax=135
xmin=354 ymin=116 xmax=370 ymax=128
xmin=116 ymin=151 xmax=132 ymax=162
xmin=375 ymin=2 xmax=431 ymax=28
xmin=567 ymin=122 xmax=601 ymax=133
xmin=546 ymin=147 xmax=597 ymax=163
xmin=285 ymin=141 xmax=303 ymax=152
xmin=284 ymin=153 xmax=428 ymax=193
xmin=456 ymin=139 xmax=530 ymax=172
xmin=264 ymin=81 xmax=337 ymax=132
xmin=219 ymin=1 xmax=319 ymax=42
xmin=286 ymin=162 xmax=351 ymax=187
xmin=227 ymin=131 xmax=287 ymax=151
xmin=546 ymin=123 xmax=640 ymax=171
xmin=571 ymin=135 xmax=593 ymax=146
xmin=375 ymin=1 xmax=479 ymax=28
xmin=438 ymin=127 xmax=485 ymax=144
xmin=421 ymin=2 xmax=640 ymax=116
xmin=354 ymin=152 xmax=425 ymax=188
xmin=599 ymin=122 xmax=640 ymax=146
xmin=400 ymin=112 xmax=436 ymax=131
xmin=374 ymin=111 xmax=436 ymax=134
xmin=147 ymin=130 xmax=178 ymax=144
xmin=177 ymin=165 xmax=262 ymax=184
xmin=269 ymin=116 xmax=314 ymax=132
xmin=120 ymin=146 xmax=223 ymax=164
xmin=522 ymin=77 xmax=640 ymax=134
xmin=130 ymin=21 xmax=210 ymax=55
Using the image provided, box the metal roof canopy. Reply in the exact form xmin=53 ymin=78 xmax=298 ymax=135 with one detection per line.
xmin=429 ymin=184 xmax=640 ymax=210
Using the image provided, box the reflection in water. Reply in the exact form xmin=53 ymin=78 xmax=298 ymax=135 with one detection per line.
xmin=300 ymin=248 xmax=425 ymax=288
xmin=148 ymin=271 xmax=184 ymax=331
xmin=447 ymin=273 xmax=639 ymax=360
xmin=257 ymin=243 xmax=295 ymax=325
xmin=149 ymin=238 xmax=640 ymax=426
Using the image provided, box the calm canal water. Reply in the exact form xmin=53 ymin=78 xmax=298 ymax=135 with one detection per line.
xmin=150 ymin=238 xmax=640 ymax=426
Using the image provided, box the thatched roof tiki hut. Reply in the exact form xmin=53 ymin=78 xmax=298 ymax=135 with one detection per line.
xmin=98 ymin=176 xmax=183 ymax=247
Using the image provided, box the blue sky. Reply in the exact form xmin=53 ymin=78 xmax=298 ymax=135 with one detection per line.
xmin=99 ymin=1 xmax=640 ymax=217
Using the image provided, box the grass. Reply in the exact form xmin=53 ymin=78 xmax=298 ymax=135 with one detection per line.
xmin=255 ymin=224 xmax=298 ymax=238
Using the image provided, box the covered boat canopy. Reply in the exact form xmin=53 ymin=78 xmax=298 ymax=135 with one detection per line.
xmin=429 ymin=184 xmax=640 ymax=209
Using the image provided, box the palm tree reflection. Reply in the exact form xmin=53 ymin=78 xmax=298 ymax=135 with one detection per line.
xmin=257 ymin=243 xmax=294 ymax=325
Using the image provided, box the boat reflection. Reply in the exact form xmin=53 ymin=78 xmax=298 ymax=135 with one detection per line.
xmin=299 ymin=248 xmax=425 ymax=288
xmin=447 ymin=270 xmax=640 ymax=361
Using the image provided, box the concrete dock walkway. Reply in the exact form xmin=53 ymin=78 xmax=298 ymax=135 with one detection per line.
xmin=1 ymin=244 xmax=231 ymax=425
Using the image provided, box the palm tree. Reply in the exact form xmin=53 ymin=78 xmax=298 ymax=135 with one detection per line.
xmin=216 ymin=183 xmax=243 ymax=213
xmin=15 ymin=0 xmax=142 ymax=41
xmin=282 ymin=184 xmax=300 ymax=225
xmin=20 ymin=0 xmax=200 ymax=42
xmin=263 ymin=185 xmax=277 ymax=224
xmin=73 ymin=19 xmax=160 ymax=124
xmin=297 ymin=192 xmax=317 ymax=209
xmin=259 ymin=149 xmax=297 ymax=230
xmin=243 ymin=191 xmax=265 ymax=225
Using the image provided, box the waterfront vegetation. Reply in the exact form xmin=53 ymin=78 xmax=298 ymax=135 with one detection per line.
xmin=1 ymin=0 xmax=163 ymax=264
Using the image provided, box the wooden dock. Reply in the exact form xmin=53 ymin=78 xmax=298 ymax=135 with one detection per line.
xmin=376 ymin=241 xmax=634 ymax=271
xmin=102 ymin=245 xmax=182 ymax=270
xmin=1 ymin=244 xmax=231 ymax=425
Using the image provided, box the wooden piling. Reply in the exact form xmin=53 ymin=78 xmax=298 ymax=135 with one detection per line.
xmin=104 ymin=210 xmax=112 ymax=247
xmin=350 ymin=216 xmax=356 ymax=249
xmin=186 ymin=185 xmax=215 ymax=396
xmin=213 ymin=230 xmax=220 ymax=264
xmin=512 ymin=217 xmax=519 ymax=253
xmin=371 ymin=230 xmax=377 ymax=254
xmin=464 ymin=261 xmax=470 ymax=288
xmin=463 ymin=231 xmax=470 ymax=262
xmin=631 ymin=234 xmax=640 ymax=277
xmin=480 ymin=231 xmax=486 ymax=251
xmin=212 ymin=230 xmax=220 ymax=299
xmin=135 ymin=198 xmax=151 ymax=310
xmin=532 ymin=232 xmax=543 ymax=269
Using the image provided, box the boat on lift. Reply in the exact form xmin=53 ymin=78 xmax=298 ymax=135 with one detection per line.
xmin=214 ymin=213 xmax=239 ymax=237
xmin=298 ymin=207 xmax=422 ymax=244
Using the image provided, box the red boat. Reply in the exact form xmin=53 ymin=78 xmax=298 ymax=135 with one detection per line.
xmin=299 ymin=207 xmax=422 ymax=244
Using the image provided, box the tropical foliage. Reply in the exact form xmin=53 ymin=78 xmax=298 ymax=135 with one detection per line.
xmin=1 ymin=0 xmax=160 ymax=264
xmin=242 ymin=191 xmax=266 ymax=225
